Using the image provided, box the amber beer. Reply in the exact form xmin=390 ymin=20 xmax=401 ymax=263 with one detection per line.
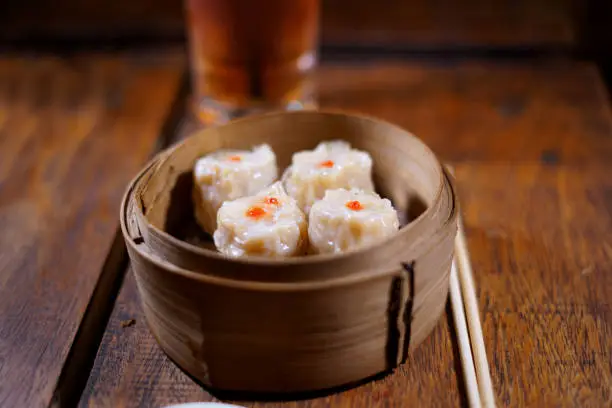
xmin=185 ymin=0 xmax=320 ymax=123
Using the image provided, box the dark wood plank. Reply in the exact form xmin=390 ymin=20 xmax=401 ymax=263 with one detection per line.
xmin=1 ymin=0 xmax=576 ymax=49
xmin=318 ymin=62 xmax=612 ymax=164
xmin=0 ymin=51 xmax=184 ymax=408
xmin=81 ymin=61 xmax=612 ymax=407
xmin=0 ymin=0 xmax=184 ymax=42
xmin=322 ymin=0 xmax=576 ymax=48
xmin=80 ymin=268 xmax=216 ymax=408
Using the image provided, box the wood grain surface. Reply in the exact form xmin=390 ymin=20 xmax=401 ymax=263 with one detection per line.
xmin=1 ymin=0 xmax=576 ymax=49
xmin=80 ymin=61 xmax=612 ymax=406
xmin=322 ymin=0 xmax=576 ymax=48
xmin=454 ymin=163 xmax=612 ymax=407
xmin=318 ymin=62 xmax=612 ymax=164
xmin=0 ymin=51 xmax=184 ymax=407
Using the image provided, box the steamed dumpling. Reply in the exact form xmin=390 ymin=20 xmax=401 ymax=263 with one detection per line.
xmin=193 ymin=144 xmax=277 ymax=234
xmin=282 ymin=141 xmax=375 ymax=214
xmin=214 ymin=182 xmax=308 ymax=258
xmin=308 ymin=188 xmax=399 ymax=254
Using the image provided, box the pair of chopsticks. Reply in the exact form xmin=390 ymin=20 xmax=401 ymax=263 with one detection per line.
xmin=449 ymin=212 xmax=496 ymax=407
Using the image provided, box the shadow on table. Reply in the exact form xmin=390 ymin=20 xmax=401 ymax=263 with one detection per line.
xmin=167 ymin=357 xmax=396 ymax=403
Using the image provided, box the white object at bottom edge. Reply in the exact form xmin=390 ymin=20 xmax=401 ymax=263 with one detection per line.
xmin=165 ymin=403 xmax=246 ymax=408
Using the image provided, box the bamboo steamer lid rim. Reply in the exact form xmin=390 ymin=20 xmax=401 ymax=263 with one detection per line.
xmin=120 ymin=172 xmax=457 ymax=291
xmin=121 ymin=110 xmax=456 ymax=269
xmin=121 ymin=165 xmax=426 ymax=290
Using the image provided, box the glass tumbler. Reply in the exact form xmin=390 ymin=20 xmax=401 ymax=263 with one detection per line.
xmin=185 ymin=0 xmax=320 ymax=124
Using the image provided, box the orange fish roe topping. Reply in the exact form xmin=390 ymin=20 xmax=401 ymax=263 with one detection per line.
xmin=345 ymin=200 xmax=364 ymax=211
xmin=228 ymin=155 xmax=242 ymax=162
xmin=264 ymin=196 xmax=279 ymax=205
xmin=246 ymin=206 xmax=266 ymax=219
xmin=318 ymin=160 xmax=334 ymax=168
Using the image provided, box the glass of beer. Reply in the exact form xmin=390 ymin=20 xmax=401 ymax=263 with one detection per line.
xmin=185 ymin=0 xmax=320 ymax=124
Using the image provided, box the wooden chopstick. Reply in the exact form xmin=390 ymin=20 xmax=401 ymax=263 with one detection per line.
xmin=455 ymin=218 xmax=496 ymax=408
xmin=446 ymin=164 xmax=495 ymax=407
xmin=450 ymin=260 xmax=482 ymax=408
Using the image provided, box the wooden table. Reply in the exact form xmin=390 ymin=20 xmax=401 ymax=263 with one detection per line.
xmin=0 ymin=49 xmax=611 ymax=407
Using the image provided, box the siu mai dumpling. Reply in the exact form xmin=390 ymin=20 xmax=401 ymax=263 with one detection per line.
xmin=282 ymin=141 xmax=375 ymax=214
xmin=213 ymin=182 xmax=308 ymax=258
xmin=308 ymin=188 xmax=399 ymax=254
xmin=193 ymin=144 xmax=277 ymax=234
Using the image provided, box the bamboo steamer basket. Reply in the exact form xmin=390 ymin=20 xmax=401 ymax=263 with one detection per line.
xmin=120 ymin=110 xmax=458 ymax=394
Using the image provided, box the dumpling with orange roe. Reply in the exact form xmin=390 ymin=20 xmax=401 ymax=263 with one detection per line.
xmin=308 ymin=188 xmax=399 ymax=254
xmin=213 ymin=182 xmax=308 ymax=258
xmin=282 ymin=141 xmax=375 ymax=214
xmin=193 ymin=144 xmax=277 ymax=234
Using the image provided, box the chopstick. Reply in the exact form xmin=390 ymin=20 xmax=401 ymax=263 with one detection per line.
xmin=455 ymin=217 xmax=496 ymax=408
xmin=446 ymin=164 xmax=495 ymax=407
xmin=450 ymin=260 xmax=482 ymax=408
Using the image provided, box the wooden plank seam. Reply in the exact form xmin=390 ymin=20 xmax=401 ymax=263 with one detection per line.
xmin=49 ymin=70 xmax=189 ymax=408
